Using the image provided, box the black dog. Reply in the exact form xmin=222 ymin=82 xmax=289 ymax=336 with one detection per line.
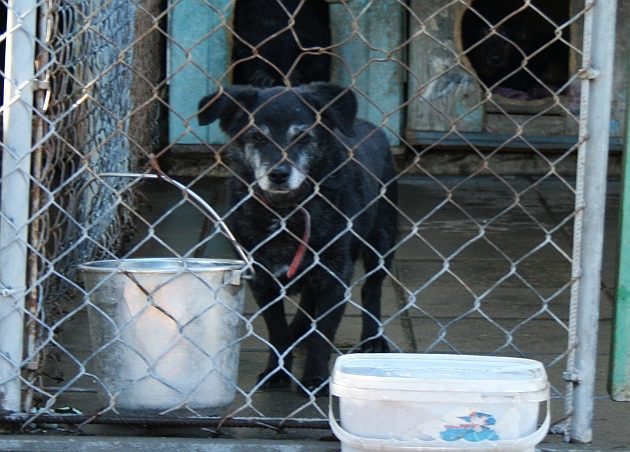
xmin=231 ymin=0 xmax=331 ymax=87
xmin=462 ymin=3 xmax=568 ymax=98
xmin=198 ymin=83 xmax=397 ymax=394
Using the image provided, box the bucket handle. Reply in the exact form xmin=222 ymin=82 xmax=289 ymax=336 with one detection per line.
xmin=329 ymin=397 xmax=551 ymax=451
xmin=80 ymin=172 xmax=253 ymax=274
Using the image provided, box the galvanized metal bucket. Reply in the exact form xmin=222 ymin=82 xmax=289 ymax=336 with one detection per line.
xmin=78 ymin=174 xmax=250 ymax=415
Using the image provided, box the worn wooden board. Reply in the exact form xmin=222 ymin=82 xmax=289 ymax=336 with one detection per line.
xmin=329 ymin=0 xmax=405 ymax=146
xmin=168 ymin=0 xmax=232 ymax=145
xmin=563 ymin=0 xmax=628 ymax=139
xmin=483 ymin=113 xmax=567 ymax=137
xmin=407 ymin=0 xmax=483 ymax=134
xmin=610 ymin=1 xmax=629 ymax=138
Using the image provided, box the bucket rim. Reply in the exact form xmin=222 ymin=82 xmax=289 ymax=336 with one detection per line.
xmin=78 ymin=257 xmax=247 ymax=274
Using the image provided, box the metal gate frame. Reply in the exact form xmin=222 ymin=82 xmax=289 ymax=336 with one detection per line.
xmin=566 ymin=0 xmax=618 ymax=443
xmin=0 ymin=0 xmax=37 ymax=414
xmin=0 ymin=0 xmax=620 ymax=443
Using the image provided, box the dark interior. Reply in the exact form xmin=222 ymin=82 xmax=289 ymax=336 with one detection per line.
xmin=461 ymin=0 xmax=570 ymax=100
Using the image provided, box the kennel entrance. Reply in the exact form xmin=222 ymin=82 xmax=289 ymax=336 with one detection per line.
xmin=0 ymin=0 xmax=623 ymax=446
xmin=406 ymin=0 xmax=579 ymax=148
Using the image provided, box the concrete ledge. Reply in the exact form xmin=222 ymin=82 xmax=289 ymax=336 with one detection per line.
xmin=1 ymin=435 xmax=625 ymax=451
xmin=0 ymin=436 xmax=338 ymax=452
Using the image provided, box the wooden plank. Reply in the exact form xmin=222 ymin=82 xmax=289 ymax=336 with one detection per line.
xmin=610 ymin=1 xmax=629 ymax=138
xmin=168 ymin=0 xmax=232 ymax=145
xmin=405 ymin=130 xmax=623 ymax=151
xmin=564 ymin=0 xmax=584 ymax=136
xmin=485 ymin=97 xmax=568 ymax=116
xmin=483 ymin=113 xmax=567 ymax=136
xmin=329 ymin=0 xmax=405 ymax=146
xmin=407 ymin=0 xmax=483 ymax=133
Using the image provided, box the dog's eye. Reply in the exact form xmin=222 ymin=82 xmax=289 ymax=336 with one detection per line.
xmin=296 ymin=133 xmax=312 ymax=144
xmin=250 ymin=132 xmax=268 ymax=144
xmin=292 ymin=131 xmax=314 ymax=145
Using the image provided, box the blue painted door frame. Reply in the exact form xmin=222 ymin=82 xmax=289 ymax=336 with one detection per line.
xmin=168 ymin=0 xmax=404 ymax=146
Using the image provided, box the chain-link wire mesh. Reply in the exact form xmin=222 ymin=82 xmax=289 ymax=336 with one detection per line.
xmin=0 ymin=0 xmax=621 ymax=441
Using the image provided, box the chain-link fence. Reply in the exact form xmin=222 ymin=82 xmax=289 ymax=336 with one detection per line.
xmin=0 ymin=0 xmax=621 ymax=443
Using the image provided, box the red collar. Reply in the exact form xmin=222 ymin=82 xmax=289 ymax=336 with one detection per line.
xmin=256 ymin=195 xmax=311 ymax=280
xmin=286 ymin=207 xmax=311 ymax=279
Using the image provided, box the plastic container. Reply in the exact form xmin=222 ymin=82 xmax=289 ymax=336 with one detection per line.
xmin=329 ymin=353 xmax=550 ymax=451
xmin=79 ymin=258 xmax=246 ymax=414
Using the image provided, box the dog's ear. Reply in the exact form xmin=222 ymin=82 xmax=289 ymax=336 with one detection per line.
xmin=197 ymin=86 xmax=258 ymax=135
xmin=301 ymin=82 xmax=357 ymax=137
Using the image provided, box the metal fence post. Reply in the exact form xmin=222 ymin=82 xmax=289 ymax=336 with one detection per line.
xmin=570 ymin=0 xmax=618 ymax=443
xmin=0 ymin=0 xmax=37 ymax=412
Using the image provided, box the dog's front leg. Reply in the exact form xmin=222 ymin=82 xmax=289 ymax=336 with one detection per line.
xmin=250 ymin=277 xmax=294 ymax=389
xmin=299 ymin=281 xmax=347 ymax=395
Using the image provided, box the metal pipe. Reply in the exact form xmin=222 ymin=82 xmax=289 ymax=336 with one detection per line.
xmin=0 ymin=0 xmax=38 ymax=412
xmin=570 ymin=0 xmax=618 ymax=443
xmin=0 ymin=413 xmax=331 ymax=430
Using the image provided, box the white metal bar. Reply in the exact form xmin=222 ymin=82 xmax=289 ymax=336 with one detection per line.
xmin=570 ymin=0 xmax=618 ymax=443
xmin=0 ymin=0 xmax=37 ymax=412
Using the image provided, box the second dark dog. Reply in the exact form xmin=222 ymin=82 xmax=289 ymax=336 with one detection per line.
xmin=231 ymin=0 xmax=331 ymax=87
xmin=198 ymin=83 xmax=398 ymax=394
xmin=462 ymin=2 xmax=568 ymax=98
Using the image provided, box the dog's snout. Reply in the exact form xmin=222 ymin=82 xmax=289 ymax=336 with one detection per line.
xmin=268 ymin=164 xmax=291 ymax=185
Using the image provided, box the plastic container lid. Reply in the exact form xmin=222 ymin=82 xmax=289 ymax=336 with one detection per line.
xmin=331 ymin=353 xmax=549 ymax=402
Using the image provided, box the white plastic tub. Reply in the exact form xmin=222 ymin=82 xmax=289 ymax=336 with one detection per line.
xmin=329 ymin=354 xmax=550 ymax=451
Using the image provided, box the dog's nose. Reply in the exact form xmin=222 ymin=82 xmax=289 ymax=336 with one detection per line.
xmin=268 ymin=164 xmax=291 ymax=185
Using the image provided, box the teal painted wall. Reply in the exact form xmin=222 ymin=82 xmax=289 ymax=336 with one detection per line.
xmin=168 ymin=0 xmax=233 ymax=145
xmin=330 ymin=0 xmax=405 ymax=146
xmin=610 ymin=54 xmax=630 ymax=402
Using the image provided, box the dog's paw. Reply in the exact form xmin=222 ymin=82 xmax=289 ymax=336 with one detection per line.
xmin=360 ymin=336 xmax=390 ymax=353
xmin=257 ymin=369 xmax=292 ymax=390
xmin=298 ymin=377 xmax=329 ymax=397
